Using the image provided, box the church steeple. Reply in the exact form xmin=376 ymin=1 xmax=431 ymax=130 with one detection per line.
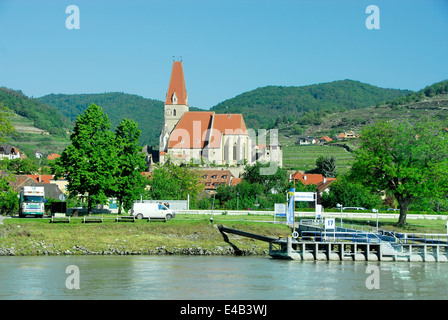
xmin=160 ymin=60 xmax=190 ymax=155
xmin=165 ymin=60 xmax=188 ymax=106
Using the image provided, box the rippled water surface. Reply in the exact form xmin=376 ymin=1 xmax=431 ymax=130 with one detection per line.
xmin=1 ymin=255 xmax=447 ymax=299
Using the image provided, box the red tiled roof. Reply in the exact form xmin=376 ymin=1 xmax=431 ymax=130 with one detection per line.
xmin=47 ymin=153 xmax=60 ymax=160
xmin=168 ymin=112 xmax=248 ymax=150
xmin=165 ymin=61 xmax=188 ymax=106
xmin=320 ymin=136 xmax=332 ymax=142
xmin=199 ymin=169 xmax=233 ymax=189
xmin=168 ymin=111 xmax=214 ymax=149
xmin=27 ymin=175 xmax=54 ymax=184
xmin=292 ymin=171 xmax=336 ymax=186
xmin=208 ymin=114 xmax=248 ymax=149
xmin=230 ymin=178 xmax=242 ymax=186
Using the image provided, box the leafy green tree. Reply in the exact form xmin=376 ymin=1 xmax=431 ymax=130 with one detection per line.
xmin=350 ymin=118 xmax=448 ymax=226
xmin=0 ymin=175 xmax=18 ymax=215
xmin=242 ymin=161 xmax=290 ymax=194
xmin=113 ymin=118 xmax=147 ymax=214
xmin=54 ymin=104 xmax=118 ymax=215
xmin=310 ymin=156 xmax=337 ymax=178
xmin=215 ymin=180 xmax=265 ymax=210
xmin=2 ymin=158 xmax=39 ymax=174
xmin=0 ymin=104 xmax=14 ymax=143
xmin=320 ymin=175 xmax=382 ymax=210
xmin=146 ymin=162 xmax=204 ymax=204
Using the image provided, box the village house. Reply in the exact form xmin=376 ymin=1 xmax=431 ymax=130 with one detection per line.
xmin=199 ymin=169 xmax=234 ymax=193
xmin=319 ymin=136 xmax=332 ymax=144
xmin=291 ymin=171 xmax=337 ymax=204
xmin=333 ymin=131 xmax=358 ymax=141
xmin=295 ymin=137 xmax=317 ymax=146
xmin=0 ymin=145 xmax=22 ymax=160
xmin=291 ymin=171 xmax=336 ymax=186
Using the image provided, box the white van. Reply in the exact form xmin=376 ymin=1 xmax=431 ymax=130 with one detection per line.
xmin=131 ymin=202 xmax=175 ymax=221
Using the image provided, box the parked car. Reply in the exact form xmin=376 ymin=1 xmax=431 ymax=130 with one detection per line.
xmin=387 ymin=208 xmax=400 ymax=211
xmin=342 ymin=207 xmax=367 ymax=211
xmin=131 ymin=202 xmax=175 ymax=221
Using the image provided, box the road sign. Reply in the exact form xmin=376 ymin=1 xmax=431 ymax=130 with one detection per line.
xmin=293 ymin=192 xmax=316 ymax=202
xmin=325 ymin=218 xmax=335 ymax=230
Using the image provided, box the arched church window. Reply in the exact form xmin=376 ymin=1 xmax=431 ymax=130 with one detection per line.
xmin=171 ymin=92 xmax=178 ymax=104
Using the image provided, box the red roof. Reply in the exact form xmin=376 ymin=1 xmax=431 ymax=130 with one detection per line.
xmin=320 ymin=136 xmax=332 ymax=142
xmin=168 ymin=111 xmax=214 ymax=149
xmin=199 ymin=169 xmax=233 ymax=189
xmin=47 ymin=153 xmax=60 ymax=160
xmin=168 ymin=112 xmax=248 ymax=150
xmin=165 ymin=61 xmax=188 ymax=106
xmin=208 ymin=114 xmax=248 ymax=149
xmin=292 ymin=171 xmax=336 ymax=186
xmin=26 ymin=175 xmax=54 ymax=184
xmin=230 ymin=178 xmax=242 ymax=186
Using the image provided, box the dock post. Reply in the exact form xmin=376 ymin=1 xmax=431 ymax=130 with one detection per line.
xmin=424 ymin=245 xmax=427 ymax=262
xmin=378 ymin=243 xmax=382 ymax=261
xmin=340 ymin=242 xmax=344 ymax=260
xmin=366 ymin=244 xmax=370 ymax=261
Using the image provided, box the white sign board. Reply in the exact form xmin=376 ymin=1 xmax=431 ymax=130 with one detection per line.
xmin=325 ymin=218 xmax=335 ymax=230
xmin=293 ymin=192 xmax=316 ymax=202
xmin=274 ymin=203 xmax=286 ymax=217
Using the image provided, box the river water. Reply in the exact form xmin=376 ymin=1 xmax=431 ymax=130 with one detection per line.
xmin=0 ymin=255 xmax=447 ymax=300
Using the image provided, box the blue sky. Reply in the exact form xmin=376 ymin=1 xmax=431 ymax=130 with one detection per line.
xmin=0 ymin=0 xmax=447 ymax=109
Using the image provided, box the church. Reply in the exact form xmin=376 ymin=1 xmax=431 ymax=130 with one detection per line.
xmin=158 ymin=61 xmax=282 ymax=169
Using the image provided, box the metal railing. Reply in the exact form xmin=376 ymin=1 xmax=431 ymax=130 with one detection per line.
xmin=300 ymin=230 xmax=383 ymax=243
xmin=296 ymin=219 xmax=448 ymax=247
xmin=397 ymin=233 xmax=448 ymax=245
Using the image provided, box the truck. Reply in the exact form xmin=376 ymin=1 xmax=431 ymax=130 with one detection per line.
xmin=131 ymin=202 xmax=175 ymax=221
xmin=19 ymin=186 xmax=46 ymax=218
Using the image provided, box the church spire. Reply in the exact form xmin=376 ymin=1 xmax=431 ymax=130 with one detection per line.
xmin=165 ymin=60 xmax=188 ymax=106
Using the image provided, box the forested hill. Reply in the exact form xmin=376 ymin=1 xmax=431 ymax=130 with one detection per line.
xmin=38 ymin=92 xmax=164 ymax=147
xmin=0 ymin=87 xmax=71 ymax=136
xmin=211 ymin=80 xmax=411 ymax=129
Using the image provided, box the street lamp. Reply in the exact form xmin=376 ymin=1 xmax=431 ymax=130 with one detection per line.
xmin=210 ymin=187 xmax=216 ymax=223
xmin=336 ymin=203 xmax=343 ymax=227
xmin=236 ymin=192 xmax=239 ymax=211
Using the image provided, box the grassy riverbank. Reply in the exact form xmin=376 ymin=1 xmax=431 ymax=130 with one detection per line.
xmin=1 ymin=214 xmax=447 ymax=256
xmin=0 ymin=215 xmax=291 ymax=256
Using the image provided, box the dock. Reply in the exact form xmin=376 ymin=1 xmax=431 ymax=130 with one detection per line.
xmin=218 ymin=220 xmax=448 ymax=262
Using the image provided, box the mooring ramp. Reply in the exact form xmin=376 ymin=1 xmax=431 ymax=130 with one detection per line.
xmin=218 ymin=225 xmax=278 ymax=243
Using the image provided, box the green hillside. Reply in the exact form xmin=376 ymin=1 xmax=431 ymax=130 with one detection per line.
xmin=211 ymin=80 xmax=411 ymax=130
xmin=286 ymin=80 xmax=448 ymax=139
xmin=38 ymin=92 xmax=164 ymax=147
xmin=278 ymin=80 xmax=448 ymax=174
xmin=0 ymin=87 xmax=71 ymax=136
xmin=0 ymin=87 xmax=71 ymax=157
xmin=6 ymin=113 xmax=71 ymax=157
